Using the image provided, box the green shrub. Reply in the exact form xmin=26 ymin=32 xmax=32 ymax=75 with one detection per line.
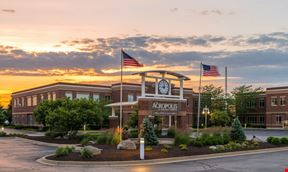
xmin=80 ymin=133 xmax=101 ymax=145
xmin=211 ymin=134 xmax=224 ymax=145
xmin=111 ymin=132 xmax=120 ymax=145
xmin=55 ymin=146 xmax=74 ymax=157
xmin=161 ymin=148 xmax=168 ymax=153
xmin=267 ymin=136 xmax=274 ymax=144
xmin=167 ymin=128 xmax=176 ymax=138
xmin=174 ymin=132 xmax=190 ymax=145
xmin=271 ymin=137 xmax=281 ymax=145
xmin=95 ymin=132 xmax=113 ymax=145
xmin=222 ymin=133 xmax=231 ymax=144
xmin=155 ymin=129 xmax=162 ymax=137
xmin=80 ymin=147 xmax=93 ymax=158
xmin=193 ymin=138 xmax=204 ymax=147
xmin=129 ymin=129 xmax=139 ymax=138
xmin=145 ymin=146 xmax=153 ymax=151
xmin=281 ymin=137 xmax=288 ymax=144
xmin=230 ymin=118 xmax=246 ymax=142
xmin=0 ymin=131 xmax=6 ymax=137
xmin=163 ymin=144 xmax=172 ymax=150
xmin=179 ymin=144 xmax=188 ymax=151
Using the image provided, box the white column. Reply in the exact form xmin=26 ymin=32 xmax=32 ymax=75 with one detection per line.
xmin=169 ymin=115 xmax=172 ymax=128
xmin=141 ymin=74 xmax=145 ymax=97
xmin=112 ymin=107 xmax=116 ymax=116
xmin=155 ymin=78 xmax=159 ymax=95
xmin=180 ymin=79 xmax=184 ymax=99
xmin=169 ymin=79 xmax=172 ymax=95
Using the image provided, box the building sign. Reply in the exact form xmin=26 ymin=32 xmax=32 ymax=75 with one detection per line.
xmin=151 ymin=101 xmax=178 ymax=116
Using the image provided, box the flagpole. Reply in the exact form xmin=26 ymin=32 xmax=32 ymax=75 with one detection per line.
xmin=120 ymin=49 xmax=123 ymax=142
xmin=225 ymin=66 xmax=228 ymax=112
xmin=197 ymin=62 xmax=202 ymax=136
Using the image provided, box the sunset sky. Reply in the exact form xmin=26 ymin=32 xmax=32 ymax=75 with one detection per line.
xmin=1 ymin=0 xmax=288 ymax=107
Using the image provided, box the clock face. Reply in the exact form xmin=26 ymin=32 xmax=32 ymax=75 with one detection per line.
xmin=158 ymin=79 xmax=169 ymax=95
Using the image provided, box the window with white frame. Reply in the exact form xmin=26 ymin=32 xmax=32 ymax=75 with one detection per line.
xmin=40 ymin=94 xmax=44 ymax=102
xmin=105 ymin=95 xmax=111 ymax=101
xmin=47 ymin=92 xmax=51 ymax=100
xmin=65 ymin=92 xmax=73 ymax=99
xmin=27 ymin=96 xmax=32 ymax=106
xmin=13 ymin=99 xmax=17 ymax=107
xmin=52 ymin=92 xmax=56 ymax=100
xmin=271 ymin=97 xmax=277 ymax=106
xmin=76 ymin=93 xmax=89 ymax=99
xmin=22 ymin=97 xmax=25 ymax=107
xmin=280 ymin=96 xmax=286 ymax=106
xmin=32 ymin=95 xmax=37 ymax=106
xmin=93 ymin=94 xmax=100 ymax=101
xmin=128 ymin=94 xmax=134 ymax=102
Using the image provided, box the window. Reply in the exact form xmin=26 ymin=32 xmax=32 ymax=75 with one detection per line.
xmin=105 ymin=95 xmax=111 ymax=101
xmin=280 ymin=96 xmax=286 ymax=106
xmin=276 ymin=115 xmax=282 ymax=124
xmin=13 ymin=99 xmax=17 ymax=107
xmin=65 ymin=92 xmax=73 ymax=99
xmin=40 ymin=94 xmax=44 ymax=102
xmin=27 ymin=96 xmax=32 ymax=106
xmin=193 ymin=99 xmax=198 ymax=107
xmin=271 ymin=97 xmax=277 ymax=106
xmin=76 ymin=93 xmax=89 ymax=99
xmin=247 ymin=100 xmax=256 ymax=108
xmin=32 ymin=95 xmax=37 ymax=106
xmin=22 ymin=97 xmax=25 ymax=107
xmin=93 ymin=94 xmax=100 ymax=101
xmin=128 ymin=94 xmax=134 ymax=102
xmin=52 ymin=92 xmax=56 ymax=100
xmin=47 ymin=93 xmax=51 ymax=100
xmin=259 ymin=98 xmax=265 ymax=108
xmin=259 ymin=116 xmax=265 ymax=124
xmin=16 ymin=98 xmax=20 ymax=107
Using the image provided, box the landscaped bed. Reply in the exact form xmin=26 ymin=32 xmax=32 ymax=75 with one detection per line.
xmin=46 ymin=142 xmax=284 ymax=161
xmin=20 ymin=135 xmax=81 ymax=144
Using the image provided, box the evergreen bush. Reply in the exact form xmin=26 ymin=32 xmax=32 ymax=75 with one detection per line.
xmin=142 ymin=118 xmax=159 ymax=146
xmin=167 ymin=127 xmax=176 ymax=138
xmin=80 ymin=147 xmax=93 ymax=158
xmin=174 ymin=132 xmax=190 ymax=145
xmin=271 ymin=137 xmax=281 ymax=145
xmin=281 ymin=137 xmax=288 ymax=144
xmin=267 ymin=136 xmax=274 ymax=144
xmin=230 ymin=117 xmax=246 ymax=142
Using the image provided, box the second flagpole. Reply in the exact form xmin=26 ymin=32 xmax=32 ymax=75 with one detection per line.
xmin=197 ymin=62 xmax=202 ymax=136
xmin=120 ymin=49 xmax=123 ymax=142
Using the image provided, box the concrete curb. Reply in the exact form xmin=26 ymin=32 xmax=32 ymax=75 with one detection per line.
xmin=36 ymin=146 xmax=288 ymax=167
xmin=15 ymin=137 xmax=78 ymax=147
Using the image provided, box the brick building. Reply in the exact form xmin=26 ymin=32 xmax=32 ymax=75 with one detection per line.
xmin=11 ymin=70 xmax=195 ymax=129
xmin=11 ymin=70 xmax=288 ymax=129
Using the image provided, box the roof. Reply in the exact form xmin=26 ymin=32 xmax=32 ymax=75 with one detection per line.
xmin=105 ymin=101 xmax=138 ymax=107
xmin=267 ymin=86 xmax=288 ymax=90
xmin=132 ymin=70 xmax=190 ymax=80
xmin=12 ymin=82 xmax=110 ymax=95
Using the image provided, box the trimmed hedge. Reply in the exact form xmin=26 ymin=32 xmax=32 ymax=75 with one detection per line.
xmin=267 ymin=136 xmax=288 ymax=145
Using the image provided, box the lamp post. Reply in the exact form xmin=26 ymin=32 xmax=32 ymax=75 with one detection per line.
xmin=202 ymin=105 xmax=210 ymax=128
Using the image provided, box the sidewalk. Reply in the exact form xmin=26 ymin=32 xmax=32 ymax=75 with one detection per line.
xmin=3 ymin=128 xmax=45 ymax=137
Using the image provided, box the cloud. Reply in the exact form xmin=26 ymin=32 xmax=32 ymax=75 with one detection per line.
xmin=195 ymin=9 xmax=236 ymax=16
xmin=1 ymin=9 xmax=15 ymax=13
xmin=1 ymin=32 xmax=288 ymax=89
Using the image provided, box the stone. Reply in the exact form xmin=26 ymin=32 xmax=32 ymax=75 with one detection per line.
xmin=88 ymin=140 xmax=96 ymax=144
xmin=117 ymin=139 xmax=137 ymax=150
xmin=84 ymin=145 xmax=102 ymax=155
xmin=209 ymin=146 xmax=217 ymax=150
xmin=251 ymin=136 xmax=263 ymax=142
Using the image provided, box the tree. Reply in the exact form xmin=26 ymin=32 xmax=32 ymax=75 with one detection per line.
xmin=128 ymin=110 xmax=138 ymax=128
xmin=0 ymin=106 xmax=6 ymax=125
xmin=142 ymin=118 xmax=158 ymax=145
xmin=231 ymin=85 xmax=263 ymax=116
xmin=210 ymin=110 xmax=231 ymax=126
xmin=230 ymin=117 xmax=246 ymax=141
xmin=202 ymin=84 xmax=226 ymax=111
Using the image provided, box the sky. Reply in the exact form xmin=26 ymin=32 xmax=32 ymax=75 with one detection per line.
xmin=1 ymin=0 xmax=288 ymax=107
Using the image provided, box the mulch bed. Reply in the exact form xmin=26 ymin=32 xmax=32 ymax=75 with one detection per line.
xmin=20 ymin=136 xmax=81 ymax=144
xmin=47 ymin=142 xmax=283 ymax=161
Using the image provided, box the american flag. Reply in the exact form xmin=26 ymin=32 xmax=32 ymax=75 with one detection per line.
xmin=122 ymin=50 xmax=144 ymax=67
xmin=202 ymin=64 xmax=220 ymax=76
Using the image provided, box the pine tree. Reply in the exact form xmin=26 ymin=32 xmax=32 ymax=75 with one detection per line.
xmin=230 ymin=117 xmax=246 ymax=142
xmin=142 ymin=117 xmax=159 ymax=145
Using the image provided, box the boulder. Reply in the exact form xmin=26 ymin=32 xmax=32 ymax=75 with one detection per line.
xmin=117 ymin=139 xmax=137 ymax=150
xmin=84 ymin=145 xmax=102 ymax=155
xmin=209 ymin=146 xmax=217 ymax=151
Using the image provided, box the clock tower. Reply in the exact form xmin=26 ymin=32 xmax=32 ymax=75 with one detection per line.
xmin=133 ymin=70 xmax=191 ymax=129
